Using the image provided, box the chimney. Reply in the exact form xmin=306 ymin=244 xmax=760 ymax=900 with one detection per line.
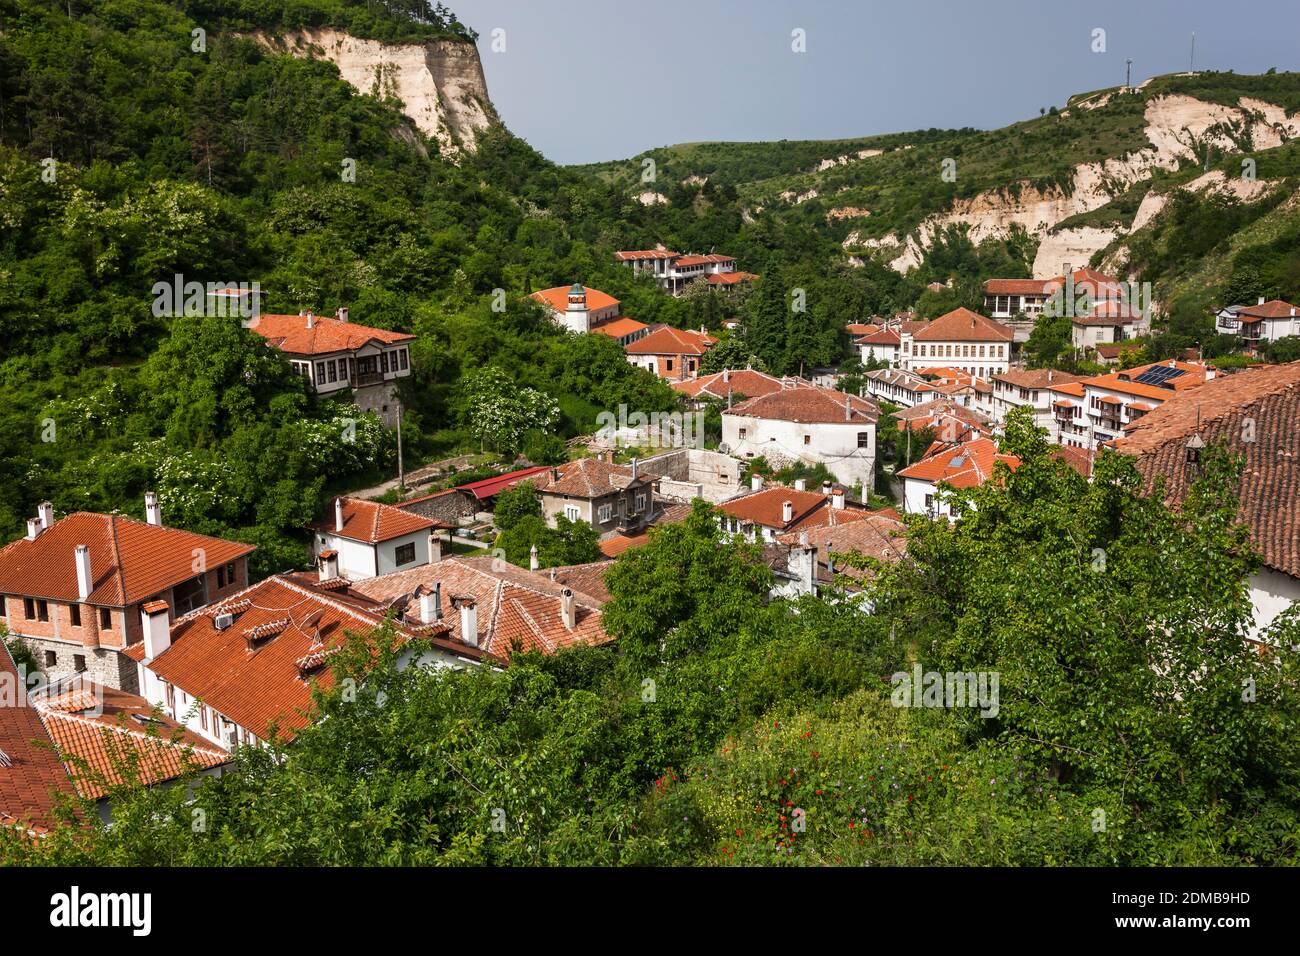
xmin=26 ymin=518 xmax=40 ymax=541
xmin=337 ymin=306 xmax=349 ymax=322
xmin=821 ymin=480 xmax=833 ymax=497
xmin=723 ymin=368 xmax=731 ymax=383
xmin=782 ymin=500 xmax=794 ymax=524
xmin=144 ymin=490 xmax=162 ymax=526
xmin=1258 ymin=296 xmax=1266 ymax=305
xmin=529 ymin=544 xmax=539 ymax=571
xmin=335 ymin=497 xmax=345 ymax=532
xmin=75 ymin=545 xmax=92 ymax=601
xmin=317 ymin=549 xmax=339 ymax=582
xmin=845 ymin=396 xmax=852 ymax=421
xmin=750 ymin=473 xmax=763 ymax=492
xmin=631 ymin=457 xmax=638 ymax=480
xmin=306 ymin=311 xmax=315 ymax=329
xmin=561 ymin=587 xmax=575 ymax=630
xmin=142 ymin=600 xmax=171 ymax=661
xmin=794 ymin=478 xmax=807 ymax=492
xmin=428 ymin=531 xmax=443 ymax=564
xmin=832 ymin=487 xmax=846 ymax=510
xmin=37 ymin=501 xmax=53 ymax=530
xmin=788 ymin=532 xmax=816 ymax=596
xmin=456 ymin=596 xmax=478 ymax=647
xmin=418 ymin=584 xmax=442 ymax=624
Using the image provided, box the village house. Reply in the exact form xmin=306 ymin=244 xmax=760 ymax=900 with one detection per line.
xmin=1213 ymin=298 xmax=1300 ymax=347
xmin=990 ymin=369 xmax=1084 ymax=428
xmin=530 ymin=456 xmax=660 ymax=537
xmin=1071 ymin=301 xmax=1145 ymax=353
xmin=0 ymin=495 xmax=255 ymax=693
xmin=397 ymin=466 xmax=553 ymax=530
xmin=311 ymin=496 xmax=445 ymax=582
xmin=722 ymin=382 xmax=879 ymax=489
xmin=127 ymin=563 xmax=485 ymax=752
xmin=863 ymin=367 xmax=936 ymax=408
xmin=1116 ymin=361 xmax=1300 ymax=641
xmin=717 ymin=479 xmax=870 ymax=544
xmin=671 ymin=367 xmax=788 ymax=406
xmin=247 ymin=308 xmax=414 ymax=427
xmin=1045 ymin=380 xmax=1091 ymax=447
xmin=914 ymin=366 xmax=996 ymax=416
xmin=983 ymin=266 xmax=1128 ymax=320
xmin=897 ymin=436 xmax=1020 ymax=521
xmin=855 ymin=325 xmax=903 ymax=366
xmin=353 ymin=554 xmax=612 ymax=661
xmin=1078 ymin=359 xmax=1215 ymax=448
xmin=529 ymin=284 xmax=652 ymax=344
xmin=615 ymin=249 xmax=752 ymax=295
xmin=775 ymin=511 xmax=909 ymax=598
xmin=903 ymin=308 xmax=1014 ymax=378
xmin=892 ymin=399 xmax=993 ymax=444
xmin=624 ymin=325 xmax=718 ymax=381
xmin=0 ymin=646 xmax=230 ymax=832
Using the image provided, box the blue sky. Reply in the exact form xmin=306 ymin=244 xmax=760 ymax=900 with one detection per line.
xmin=450 ymin=0 xmax=1300 ymax=165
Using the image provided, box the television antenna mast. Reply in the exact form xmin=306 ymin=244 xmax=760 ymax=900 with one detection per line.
xmin=1125 ymin=58 xmax=1133 ymax=90
xmin=1190 ymin=33 xmax=1196 ymax=73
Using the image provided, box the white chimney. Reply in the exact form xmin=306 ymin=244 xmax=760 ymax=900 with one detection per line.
xmin=26 ymin=518 xmax=40 ymax=540
xmin=782 ymin=500 xmax=794 ymax=523
xmin=794 ymin=478 xmax=806 ymax=492
xmin=821 ymin=481 xmax=833 ymax=497
xmin=144 ymin=490 xmax=162 ymax=526
xmin=318 ymin=550 xmax=339 ymax=582
xmin=75 ymin=545 xmax=92 ymax=601
xmin=845 ymin=397 xmax=852 ymax=421
xmin=788 ymin=532 xmax=817 ymax=596
xmin=335 ymin=497 xmax=345 ymax=532
xmin=37 ymin=501 xmax=53 ymax=530
xmin=428 ymin=532 xmax=443 ymax=564
xmin=723 ymin=369 xmax=731 ymax=383
xmin=457 ymin=597 xmax=478 ymax=647
xmin=1258 ymin=296 xmax=1266 ymax=305
xmin=750 ymin=473 xmax=763 ymax=492
xmin=419 ymin=584 xmax=442 ymax=624
xmin=142 ymin=600 xmax=171 ymax=660
xmin=306 ymin=311 xmax=315 ymax=329
xmin=832 ymin=487 xmax=846 ymax=510
xmin=337 ymin=306 xmax=349 ymax=322
xmin=630 ymin=457 xmax=638 ymax=480
xmin=561 ymin=588 xmax=575 ymax=630
xmin=529 ymin=544 xmax=539 ymax=571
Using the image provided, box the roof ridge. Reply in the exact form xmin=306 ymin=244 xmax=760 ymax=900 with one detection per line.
xmin=107 ymin=514 xmax=128 ymax=606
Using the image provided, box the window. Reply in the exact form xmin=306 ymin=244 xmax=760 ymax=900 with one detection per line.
xmin=738 ymin=428 xmax=747 ymax=439
xmin=381 ymin=351 xmax=390 ymax=374
xmin=100 ymin=607 xmax=111 ymax=629
xmin=635 ymin=493 xmax=647 ymax=512
xmin=315 ymin=361 xmax=326 ymax=383
xmin=327 ymin=360 xmax=338 ymax=383
xmin=564 ymin=505 xmax=581 ymax=522
xmin=979 ymin=345 xmax=986 ymax=357
xmin=36 ymin=600 xmax=48 ymax=622
xmin=226 ymin=562 xmax=236 ymax=586
xmin=200 ymin=706 xmax=208 ymax=731
xmin=803 ymin=435 xmax=811 ymax=445
xmin=598 ymin=504 xmax=613 ymax=522
xmin=73 ymin=654 xmax=86 ymax=673
xmin=857 ymin=432 xmax=870 ymax=448
xmin=394 ymin=542 xmax=416 ymax=566
xmin=23 ymin=597 xmax=35 ymax=619
xmin=70 ymin=604 xmax=81 ymax=627
xmin=165 ymin=683 xmax=176 ymax=713
xmin=44 ymin=650 xmax=57 ymax=668
xmin=666 ymin=359 xmax=674 ymax=371
xmin=398 ymin=349 xmax=408 ymax=371
xmin=217 ymin=565 xmax=226 ymax=589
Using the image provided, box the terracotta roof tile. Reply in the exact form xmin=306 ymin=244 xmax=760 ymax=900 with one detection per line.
xmin=0 ymin=513 xmax=255 ymax=607
xmin=912 ymin=308 xmax=1014 ymax=343
xmin=248 ymin=314 xmax=413 ymax=356
xmin=624 ymin=326 xmax=717 ymax=356
xmin=719 ymin=487 xmax=831 ymax=531
xmin=530 ymin=286 xmax=621 ymax=314
xmin=0 ymin=644 xmax=76 ymax=833
xmin=311 ymin=497 xmax=435 ymax=544
xmin=897 ymin=436 xmax=1020 ymax=489
xmin=671 ymin=369 xmax=788 ymax=401
xmin=725 ymin=385 xmax=879 ymax=425
xmin=531 ymin=458 xmax=656 ymax=499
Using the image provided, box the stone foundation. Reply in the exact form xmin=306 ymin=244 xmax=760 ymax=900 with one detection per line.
xmin=17 ymin=635 xmax=138 ymax=693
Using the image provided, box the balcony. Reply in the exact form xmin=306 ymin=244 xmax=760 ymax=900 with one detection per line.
xmin=350 ymin=371 xmax=384 ymax=387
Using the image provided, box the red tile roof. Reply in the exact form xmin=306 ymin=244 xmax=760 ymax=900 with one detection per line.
xmin=779 ymin=513 xmax=909 ymax=575
xmin=1236 ymin=299 xmax=1299 ymax=320
xmin=32 ymin=682 xmax=229 ymax=801
xmin=247 ymin=314 xmax=413 ymax=357
xmin=854 ymin=326 xmax=902 ymax=346
xmin=671 ymin=369 xmax=788 ymax=401
xmin=719 ymin=487 xmax=831 ymax=531
xmin=993 ymin=369 xmax=1083 ymax=389
xmin=531 ymin=458 xmax=656 ymax=499
xmin=674 ymin=254 xmax=735 ymax=267
xmin=1115 ymin=361 xmax=1300 ymax=578
xmin=0 ymin=644 xmax=76 ymax=834
xmin=984 ymin=278 xmax=1049 ymax=295
xmin=455 ymin=467 xmax=551 ymax=501
xmin=725 ymin=384 xmax=879 ymax=425
xmin=897 ymin=437 xmax=1020 ymax=489
xmin=0 ymin=513 xmax=255 ymax=607
xmin=614 ymin=249 xmax=679 ymax=261
xmin=624 ymin=326 xmax=717 ymax=356
xmin=530 ymin=285 xmax=621 ymax=314
xmin=892 ymin=399 xmax=993 ymax=438
xmin=591 ymin=317 xmax=650 ymax=338
xmin=595 ymin=503 xmax=692 ymax=557
xmin=352 ymin=556 xmax=610 ymax=661
xmin=140 ymin=574 xmax=476 ymax=741
xmin=913 ymin=308 xmax=1014 ymax=343
xmin=311 ymin=497 xmax=436 ymax=544
xmin=706 ymin=271 xmax=758 ymax=286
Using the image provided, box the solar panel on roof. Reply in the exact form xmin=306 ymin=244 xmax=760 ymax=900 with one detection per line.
xmin=1133 ymin=365 xmax=1186 ymax=386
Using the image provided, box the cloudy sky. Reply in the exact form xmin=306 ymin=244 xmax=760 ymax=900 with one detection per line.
xmin=449 ymin=0 xmax=1300 ymax=165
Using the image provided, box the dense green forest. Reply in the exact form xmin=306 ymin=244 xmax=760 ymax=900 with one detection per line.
xmin=4 ymin=413 xmax=1297 ymax=865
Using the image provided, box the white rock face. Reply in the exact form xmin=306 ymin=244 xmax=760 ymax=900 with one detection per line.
xmin=259 ymin=29 xmax=495 ymax=158
xmin=856 ymin=93 xmax=1299 ymax=276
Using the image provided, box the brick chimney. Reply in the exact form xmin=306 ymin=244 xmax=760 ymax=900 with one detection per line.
xmin=561 ymin=587 xmax=575 ymax=630
xmin=142 ymin=600 xmax=171 ymax=661
xmin=335 ymin=497 xmax=345 ymax=532
xmin=144 ymin=490 xmax=162 ymax=526
xmin=37 ymin=501 xmax=53 ymax=530
xmin=75 ymin=545 xmax=92 ymax=601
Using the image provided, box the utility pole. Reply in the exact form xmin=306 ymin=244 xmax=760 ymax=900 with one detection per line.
xmin=396 ymin=401 xmax=405 ymax=494
xmin=1190 ymin=32 xmax=1196 ymax=73
xmin=1125 ymin=58 xmax=1133 ymax=90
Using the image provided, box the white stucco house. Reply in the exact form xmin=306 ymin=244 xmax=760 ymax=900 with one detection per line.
xmin=311 ymin=496 xmax=443 ymax=581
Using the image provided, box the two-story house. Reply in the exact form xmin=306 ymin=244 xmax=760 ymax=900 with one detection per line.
xmin=247 ymin=309 xmax=415 ymax=427
xmin=530 ymin=457 xmax=660 ymax=537
xmin=0 ymin=494 xmax=255 ymax=693
xmin=904 ymin=308 xmax=1014 ymax=378
xmin=1079 ymin=359 xmax=1215 ymax=448
xmin=990 ymin=369 xmax=1084 ymax=428
xmin=615 ymin=250 xmax=748 ymax=295
xmin=624 ymin=325 xmax=717 ymax=381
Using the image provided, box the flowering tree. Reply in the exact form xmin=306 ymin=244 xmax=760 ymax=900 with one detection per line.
xmin=463 ymin=366 xmax=559 ymax=454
